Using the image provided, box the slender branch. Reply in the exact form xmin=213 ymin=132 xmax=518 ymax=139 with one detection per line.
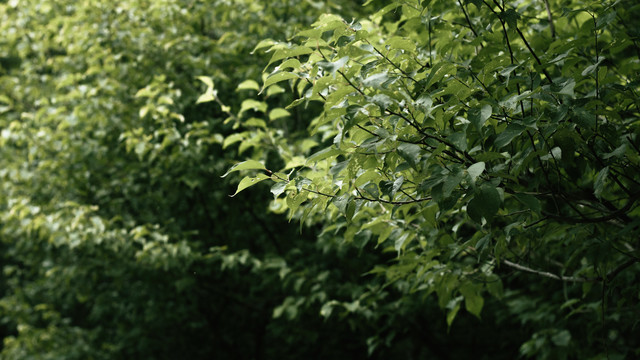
xmin=514 ymin=26 xmax=554 ymax=84
xmin=523 ymin=216 xmax=550 ymax=229
xmin=356 ymin=187 xmax=431 ymax=205
xmin=368 ymin=41 xmax=418 ymax=83
xmin=268 ymin=170 xmax=336 ymax=199
xmin=337 ymin=69 xmax=365 ymax=96
xmin=385 ymin=108 xmax=477 ymax=164
xmin=356 ymin=124 xmax=378 ymax=138
xmin=486 ymin=0 xmax=554 ymax=84
xmin=458 ymin=0 xmax=479 ymax=37
xmin=541 ymin=192 xmax=640 ymax=224
xmin=502 ymin=259 xmax=593 ymax=282
xmin=542 ymin=0 xmax=556 ymax=39
xmin=606 ymin=258 xmax=639 ymax=282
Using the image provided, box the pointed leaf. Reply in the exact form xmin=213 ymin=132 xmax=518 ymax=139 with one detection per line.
xmin=221 ymin=160 xmax=267 ymax=178
xmin=469 ymin=104 xmax=492 ymax=132
xmin=261 ymin=72 xmax=298 ymax=94
xmin=270 ymin=182 xmax=287 ymax=198
xmin=230 ymin=173 xmax=270 ymax=197
xmin=467 ymin=162 xmax=485 ymax=182
xmin=237 ymin=80 xmax=260 ymax=91
xmin=494 ymin=124 xmax=525 ymax=148
xmin=398 ymin=143 xmax=422 ymax=166
xmin=594 ymin=166 xmax=609 ymax=199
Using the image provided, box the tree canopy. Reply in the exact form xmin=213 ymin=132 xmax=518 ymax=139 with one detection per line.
xmin=1 ymin=0 xmax=639 ymax=359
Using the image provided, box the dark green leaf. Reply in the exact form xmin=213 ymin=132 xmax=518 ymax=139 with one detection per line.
xmin=469 ymin=104 xmax=492 ymax=132
xmin=494 ymin=124 xmax=525 ymax=148
xmin=467 ymin=185 xmax=501 ymax=222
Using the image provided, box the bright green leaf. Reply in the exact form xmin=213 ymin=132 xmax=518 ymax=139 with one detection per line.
xmin=230 ymin=173 xmax=270 ymax=197
xmin=221 ymin=160 xmax=267 ymax=178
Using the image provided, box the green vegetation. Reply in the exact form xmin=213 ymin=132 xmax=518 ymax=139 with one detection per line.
xmin=1 ymin=0 xmax=639 ymax=359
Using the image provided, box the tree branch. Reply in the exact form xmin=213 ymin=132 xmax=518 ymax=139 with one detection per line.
xmin=502 ymin=259 xmax=593 ymax=282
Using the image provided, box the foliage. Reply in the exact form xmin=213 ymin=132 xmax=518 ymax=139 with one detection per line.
xmin=1 ymin=0 xmax=639 ymax=359
xmin=0 ymin=0 xmax=385 ymax=359
xmin=219 ymin=0 xmax=640 ymax=358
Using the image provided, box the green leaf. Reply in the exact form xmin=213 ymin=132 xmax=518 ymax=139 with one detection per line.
xmin=237 ymin=80 xmax=260 ymax=91
xmin=261 ymin=72 xmax=298 ymax=94
xmin=311 ymin=13 xmax=345 ymax=27
xmin=446 ymin=298 xmax=462 ymax=329
xmin=551 ymin=330 xmax=572 ymax=347
xmin=596 ymin=11 xmax=616 ymax=30
xmin=223 ymin=133 xmax=245 ymax=149
xmin=397 ymin=143 xmax=422 ymax=166
xmin=355 ymin=170 xmax=381 ymax=188
xmin=385 ymin=36 xmax=415 ymax=52
xmin=459 ymin=284 xmax=484 ymax=318
xmin=558 ymin=78 xmax=576 ymax=97
xmin=251 ymin=38 xmax=276 ymax=54
xmin=221 ymin=160 xmax=267 ymax=178
xmin=307 ymin=147 xmax=342 ymax=164
xmin=269 ymin=108 xmax=290 ymax=121
xmin=286 ymin=191 xmax=308 ymax=214
xmin=443 ymin=170 xmax=464 ymax=197
xmin=415 ymin=95 xmax=433 ymax=113
xmin=266 ymin=46 xmax=313 ymax=68
xmin=494 ymin=124 xmax=525 ymax=148
xmin=469 ymin=104 xmax=492 ymax=132
xmin=602 ymin=144 xmax=627 ymax=159
xmin=196 ymin=88 xmax=216 ymax=104
xmin=467 ymin=185 xmax=501 ymax=222
xmin=332 ymin=194 xmax=350 ymax=214
xmin=196 ymin=76 xmax=215 ymax=89
xmin=467 ymin=162 xmax=485 ymax=182
xmin=230 ymin=173 xmax=270 ymax=197
xmin=270 ymin=182 xmax=287 ymax=199
xmin=239 ymin=99 xmax=268 ymax=115
xmin=317 ymin=56 xmax=349 ymax=75
xmin=594 ymin=166 xmax=609 ymax=199
xmin=503 ymin=8 xmax=520 ymax=28
xmin=362 ymin=72 xmax=389 ymax=88
xmin=515 ymin=193 xmax=541 ymax=214
xmin=447 ymin=132 xmax=467 ymax=151
xmin=424 ymin=62 xmax=456 ymax=90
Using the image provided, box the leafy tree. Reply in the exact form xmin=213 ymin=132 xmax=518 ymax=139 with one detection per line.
xmin=1 ymin=0 xmax=638 ymax=358
xmin=0 ymin=0 xmax=387 ymax=359
xmin=220 ymin=0 xmax=640 ymax=358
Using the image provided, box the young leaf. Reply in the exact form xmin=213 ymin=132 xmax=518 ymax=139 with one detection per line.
xmin=269 ymin=108 xmax=290 ymax=121
xmin=261 ymin=72 xmax=298 ymax=94
xmin=221 ymin=160 xmax=267 ymax=178
xmin=196 ymin=76 xmax=214 ymax=89
xmin=230 ymin=173 xmax=270 ymax=197
xmin=270 ymin=182 xmax=287 ymax=199
xmin=286 ymin=191 xmax=308 ymax=215
xmin=237 ymin=80 xmax=260 ymax=91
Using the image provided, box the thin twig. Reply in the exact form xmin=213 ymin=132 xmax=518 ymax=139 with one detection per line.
xmin=458 ymin=0 xmax=478 ymax=37
xmin=356 ymin=187 xmax=431 ymax=205
xmin=502 ymin=259 xmax=593 ymax=282
xmin=542 ymin=0 xmax=556 ymax=39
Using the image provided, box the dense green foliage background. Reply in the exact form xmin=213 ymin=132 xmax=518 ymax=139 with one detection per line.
xmin=1 ymin=0 xmax=638 ymax=359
